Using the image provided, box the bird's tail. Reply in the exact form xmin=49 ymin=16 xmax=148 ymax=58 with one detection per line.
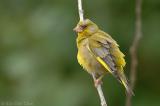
xmin=118 ymin=71 xmax=134 ymax=96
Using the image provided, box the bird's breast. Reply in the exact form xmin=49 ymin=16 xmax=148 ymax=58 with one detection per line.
xmin=77 ymin=39 xmax=106 ymax=75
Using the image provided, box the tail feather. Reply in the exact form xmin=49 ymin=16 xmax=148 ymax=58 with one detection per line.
xmin=118 ymin=72 xmax=134 ymax=96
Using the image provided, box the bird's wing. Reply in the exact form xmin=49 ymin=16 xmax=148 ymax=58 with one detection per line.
xmin=88 ymin=31 xmax=126 ymax=80
xmin=88 ymin=31 xmax=134 ymax=95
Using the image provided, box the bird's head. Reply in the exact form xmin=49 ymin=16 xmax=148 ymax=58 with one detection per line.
xmin=73 ymin=19 xmax=99 ymax=36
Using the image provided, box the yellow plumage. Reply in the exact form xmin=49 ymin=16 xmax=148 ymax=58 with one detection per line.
xmin=74 ymin=19 xmax=133 ymax=95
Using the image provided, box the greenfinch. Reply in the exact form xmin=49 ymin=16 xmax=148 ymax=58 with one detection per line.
xmin=74 ymin=19 xmax=133 ymax=95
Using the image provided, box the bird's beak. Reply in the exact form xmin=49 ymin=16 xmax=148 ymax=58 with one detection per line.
xmin=73 ymin=26 xmax=83 ymax=33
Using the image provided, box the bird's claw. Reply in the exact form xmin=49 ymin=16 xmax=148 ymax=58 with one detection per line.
xmin=94 ymin=79 xmax=103 ymax=87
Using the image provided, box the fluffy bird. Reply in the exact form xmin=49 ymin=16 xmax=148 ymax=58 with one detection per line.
xmin=74 ymin=19 xmax=133 ymax=95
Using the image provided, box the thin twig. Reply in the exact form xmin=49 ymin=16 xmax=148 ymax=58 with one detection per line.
xmin=78 ymin=0 xmax=107 ymax=106
xmin=78 ymin=0 xmax=84 ymax=21
xmin=125 ymin=0 xmax=143 ymax=106
xmin=77 ymin=0 xmax=107 ymax=105
xmin=92 ymin=74 xmax=107 ymax=106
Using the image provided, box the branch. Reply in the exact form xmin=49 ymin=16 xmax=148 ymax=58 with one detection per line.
xmin=77 ymin=0 xmax=107 ymax=105
xmin=126 ymin=0 xmax=143 ymax=106
xmin=92 ymin=74 xmax=107 ymax=106
xmin=78 ymin=0 xmax=84 ymax=21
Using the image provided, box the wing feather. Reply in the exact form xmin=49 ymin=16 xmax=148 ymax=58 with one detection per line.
xmin=88 ymin=40 xmax=120 ymax=80
xmin=87 ymin=31 xmax=125 ymax=80
xmin=87 ymin=30 xmax=133 ymax=95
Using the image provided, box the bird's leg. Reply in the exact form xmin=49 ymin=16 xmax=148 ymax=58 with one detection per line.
xmin=94 ymin=75 xmax=104 ymax=88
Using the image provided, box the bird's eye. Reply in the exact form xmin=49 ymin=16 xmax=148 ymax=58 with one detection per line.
xmin=81 ymin=25 xmax=87 ymax=29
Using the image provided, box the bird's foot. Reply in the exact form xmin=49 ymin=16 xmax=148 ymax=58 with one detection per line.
xmin=94 ymin=79 xmax=103 ymax=87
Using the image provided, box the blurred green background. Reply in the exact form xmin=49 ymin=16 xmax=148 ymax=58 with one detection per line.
xmin=0 ymin=0 xmax=160 ymax=106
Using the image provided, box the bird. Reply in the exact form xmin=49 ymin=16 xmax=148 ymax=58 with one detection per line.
xmin=73 ymin=19 xmax=133 ymax=95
